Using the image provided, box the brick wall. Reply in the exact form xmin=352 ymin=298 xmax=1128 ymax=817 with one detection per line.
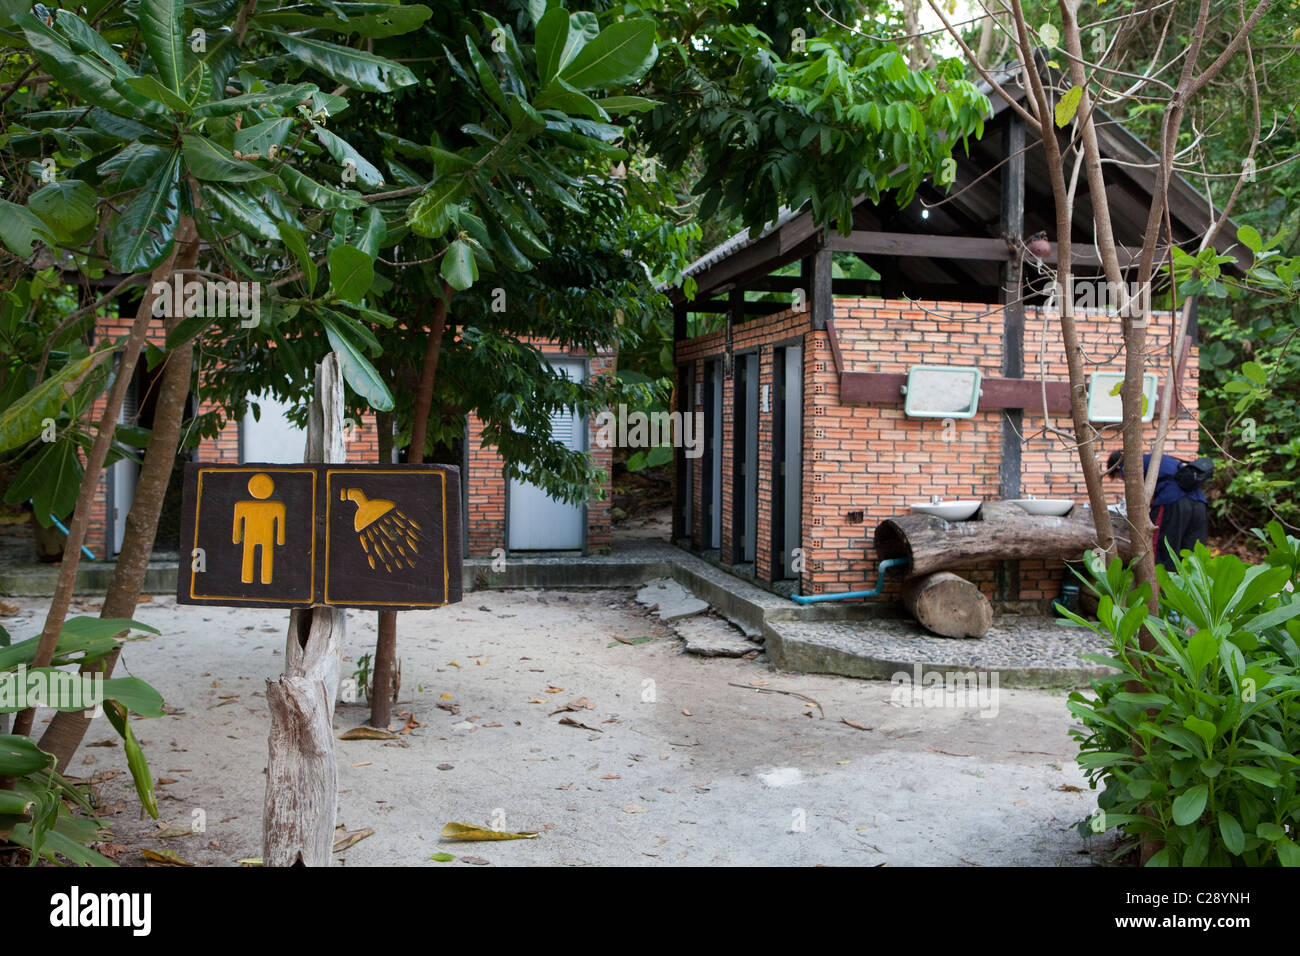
xmin=463 ymin=344 xmax=616 ymax=557
xmin=674 ymin=297 xmax=1200 ymax=608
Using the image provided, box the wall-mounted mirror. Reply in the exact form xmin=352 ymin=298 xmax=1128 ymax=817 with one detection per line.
xmin=1087 ymin=372 xmax=1157 ymax=423
xmin=902 ymin=365 xmax=983 ymax=419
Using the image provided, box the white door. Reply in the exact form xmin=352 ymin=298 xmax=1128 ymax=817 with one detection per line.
xmin=111 ymin=379 xmax=139 ymax=555
xmin=508 ymin=360 xmax=585 ymax=550
xmin=241 ymin=392 xmax=307 ymax=463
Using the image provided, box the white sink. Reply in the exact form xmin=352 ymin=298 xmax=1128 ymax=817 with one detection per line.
xmin=1009 ymin=498 xmax=1075 ymax=516
xmin=909 ymin=500 xmax=981 ymax=521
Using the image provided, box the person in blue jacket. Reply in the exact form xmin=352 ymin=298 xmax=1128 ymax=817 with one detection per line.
xmin=1105 ymin=449 xmax=1209 ymax=571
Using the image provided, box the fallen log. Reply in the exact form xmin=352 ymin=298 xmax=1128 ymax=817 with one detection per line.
xmin=874 ymin=500 xmax=1131 ymax=577
xmin=901 ymin=571 xmax=992 ymax=638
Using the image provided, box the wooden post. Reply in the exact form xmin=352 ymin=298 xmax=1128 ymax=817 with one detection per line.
xmin=264 ymin=354 xmax=347 ymax=867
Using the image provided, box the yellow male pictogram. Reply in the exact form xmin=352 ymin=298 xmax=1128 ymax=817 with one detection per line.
xmin=233 ymin=473 xmax=285 ymax=584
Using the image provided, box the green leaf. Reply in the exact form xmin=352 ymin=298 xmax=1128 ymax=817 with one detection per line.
xmin=140 ymin=0 xmax=185 ymax=95
xmin=328 ymin=245 xmax=374 ymax=304
xmin=440 ymin=238 xmax=478 ymax=291
xmin=192 ymin=83 xmax=316 ymax=118
xmin=1218 ymin=811 xmax=1245 ymax=855
xmin=594 ymin=95 xmax=658 ymax=113
xmin=319 ymin=312 xmax=394 ymax=411
xmin=0 ymin=199 xmax=48 ymax=257
xmin=408 ymin=177 xmax=465 ymax=237
xmin=102 ymin=677 xmax=165 ymax=718
xmin=108 ymin=149 xmax=181 ymax=273
xmin=312 ymin=126 xmax=385 ymax=189
xmin=1054 ymin=85 xmax=1083 ymax=128
xmin=0 ymin=351 xmax=109 ymax=453
xmin=277 ymin=220 xmax=317 ymax=292
xmin=278 ymin=164 xmax=364 ymax=211
xmin=534 ymin=6 xmax=571 ymax=86
xmin=0 ymin=734 xmax=53 ymax=776
xmin=1278 ymin=840 xmax=1300 ymax=866
xmin=430 ymin=851 xmax=456 ymax=862
xmin=183 ymin=135 xmax=271 ymax=182
xmin=558 ymin=18 xmax=657 ymax=91
xmin=233 ymin=118 xmax=296 ymax=159
xmin=1241 ymin=360 xmax=1267 ymax=385
xmin=104 ymin=702 xmax=157 ymax=818
xmin=99 ymin=144 xmax=172 ymax=191
xmin=200 ymin=183 xmax=280 ymax=242
xmin=15 ymin=12 xmax=153 ymax=118
xmin=1232 ymin=765 xmax=1281 ymax=787
xmin=1182 ymin=715 xmax=1217 ymax=752
xmin=1237 ymin=225 xmax=1263 ymax=254
xmin=120 ymin=74 xmax=192 ymax=112
xmin=264 ymin=31 xmax=417 ymax=93
xmin=1171 ymin=784 xmax=1208 ymax=825
xmin=27 ymin=180 xmax=98 ymax=240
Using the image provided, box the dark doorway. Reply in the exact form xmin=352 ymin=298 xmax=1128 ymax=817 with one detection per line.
xmin=733 ymin=352 xmax=759 ymax=566
xmin=771 ymin=344 xmax=803 ymax=581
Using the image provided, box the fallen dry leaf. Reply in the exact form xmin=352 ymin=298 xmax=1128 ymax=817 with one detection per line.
xmin=436 ymin=701 xmax=460 ymax=715
xmin=332 ymin=826 xmax=374 ymax=853
xmin=621 ymin=804 xmax=647 ymax=814
xmin=544 ymin=686 xmax=565 ymax=694
xmin=600 ymin=774 xmax=620 ymax=780
xmin=549 ymin=697 xmax=595 ymax=715
xmin=154 ymin=823 xmax=192 ymax=839
xmin=460 ymin=856 xmax=490 ymax=865
xmin=437 ymin=763 xmax=454 ymax=771
xmin=440 ymin=822 xmax=539 ymax=841
xmin=681 ymin=708 xmax=692 ymax=717
xmin=841 ymin=718 xmax=872 ymax=731
xmin=558 ymin=716 xmax=602 ymax=732
xmin=156 ymin=778 xmax=178 ymax=786
xmin=482 ymin=722 xmax=502 ymax=728
xmin=440 ymin=693 xmax=454 ymax=700
xmin=339 ymin=727 xmax=397 ymax=740
xmin=1057 ymin=784 xmax=1083 ymax=793
xmin=0 ymin=601 xmax=20 ymax=616
xmin=528 ymin=697 xmax=549 ymax=704
xmin=141 ymin=848 xmax=193 ymax=866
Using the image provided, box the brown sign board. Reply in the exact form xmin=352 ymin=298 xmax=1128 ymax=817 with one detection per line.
xmin=177 ymin=463 xmax=462 ymax=610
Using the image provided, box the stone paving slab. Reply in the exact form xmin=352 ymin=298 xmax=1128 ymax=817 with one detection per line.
xmin=765 ymin=615 xmax=1116 ymax=689
xmin=635 ymin=577 xmax=710 ymax=622
xmin=672 ymin=614 xmax=763 ymax=657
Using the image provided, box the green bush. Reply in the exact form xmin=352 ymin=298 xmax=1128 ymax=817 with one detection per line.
xmin=1063 ymin=526 xmax=1300 ymax=866
xmin=0 ymin=617 xmax=163 ymax=865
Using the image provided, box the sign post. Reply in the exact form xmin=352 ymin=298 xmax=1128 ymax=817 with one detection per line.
xmin=176 ymin=355 xmax=462 ymax=866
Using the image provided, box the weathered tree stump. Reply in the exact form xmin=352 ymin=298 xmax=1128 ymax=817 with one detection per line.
xmin=901 ymin=571 xmax=993 ymax=638
xmin=264 ymin=354 xmax=347 ymax=867
xmin=874 ymin=500 xmax=1131 ymax=577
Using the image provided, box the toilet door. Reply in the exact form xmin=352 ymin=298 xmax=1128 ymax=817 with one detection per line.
xmin=508 ymin=360 xmax=585 ymax=550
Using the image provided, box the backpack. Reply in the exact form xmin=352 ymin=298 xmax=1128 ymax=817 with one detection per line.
xmin=1174 ymin=457 xmax=1214 ymax=492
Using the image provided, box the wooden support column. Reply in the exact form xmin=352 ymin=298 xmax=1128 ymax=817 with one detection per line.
xmin=998 ymin=115 xmax=1026 ymax=602
xmin=807 ymin=245 xmax=833 ymax=331
xmin=264 ymin=354 xmax=347 ymax=867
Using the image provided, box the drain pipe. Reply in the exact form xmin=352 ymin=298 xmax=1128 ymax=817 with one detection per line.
xmin=790 ymin=557 xmax=909 ymax=605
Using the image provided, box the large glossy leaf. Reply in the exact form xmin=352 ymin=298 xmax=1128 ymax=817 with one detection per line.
xmin=440 ymin=238 xmax=478 ymax=291
xmin=0 ymin=199 xmax=49 ymax=256
xmin=140 ymin=0 xmax=185 ymax=94
xmin=192 ymin=82 xmax=316 ymax=118
xmin=328 ymin=244 xmax=373 ymax=304
xmin=278 ymin=164 xmax=364 ymax=211
xmin=319 ymin=311 xmax=394 ymax=411
xmin=102 ymin=677 xmax=165 ymax=718
xmin=200 ymin=183 xmax=280 ymax=241
xmin=0 ymin=351 xmax=109 ymax=453
xmin=27 ymin=180 xmax=98 ymax=240
xmin=98 ymin=143 xmax=172 ymax=191
xmin=233 ymin=117 xmax=296 ymax=157
xmin=182 ymin=134 xmax=272 ymax=182
xmin=15 ymin=12 xmax=155 ymax=118
xmin=312 ymin=126 xmax=384 ymax=188
xmin=407 ymin=176 xmax=465 ymax=237
xmin=263 ymin=30 xmax=417 ymax=93
xmin=182 ymin=26 xmax=238 ymax=99
xmin=558 ymin=18 xmax=657 ymax=91
xmin=108 ymin=148 xmax=181 ymax=273
xmin=120 ymin=74 xmax=191 ymax=112
xmin=255 ymin=4 xmax=432 ymax=38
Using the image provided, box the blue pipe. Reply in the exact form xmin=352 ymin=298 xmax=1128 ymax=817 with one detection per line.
xmin=48 ymin=514 xmax=95 ymax=561
xmin=790 ymin=557 xmax=909 ymax=604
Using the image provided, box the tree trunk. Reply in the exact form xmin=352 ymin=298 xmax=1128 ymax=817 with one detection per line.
xmin=264 ymin=354 xmax=347 ymax=867
xmin=37 ymin=217 xmax=200 ymax=769
xmin=8 ymin=223 xmax=190 ymax=742
xmin=370 ymin=285 xmax=450 ymax=729
xmin=874 ymin=500 xmax=1132 ymax=577
xmin=901 ymin=571 xmax=993 ymax=638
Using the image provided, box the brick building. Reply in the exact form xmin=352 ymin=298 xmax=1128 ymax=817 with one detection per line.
xmin=83 ymin=316 xmax=615 ymax=560
xmin=669 ymin=79 xmax=1243 ymax=608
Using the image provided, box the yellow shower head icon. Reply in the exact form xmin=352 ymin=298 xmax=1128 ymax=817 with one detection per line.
xmin=340 ymin=487 xmax=422 ymax=573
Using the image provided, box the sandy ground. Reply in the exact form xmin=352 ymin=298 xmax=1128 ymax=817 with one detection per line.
xmin=2 ymin=589 xmax=1116 ymax=867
